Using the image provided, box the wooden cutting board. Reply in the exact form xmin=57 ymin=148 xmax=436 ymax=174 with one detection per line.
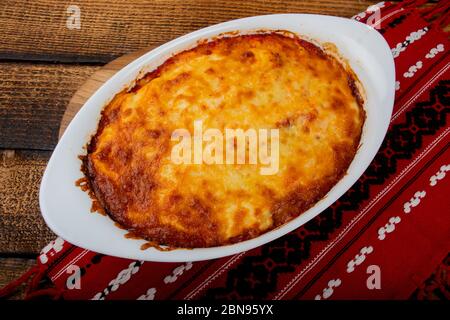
xmin=58 ymin=46 xmax=155 ymax=139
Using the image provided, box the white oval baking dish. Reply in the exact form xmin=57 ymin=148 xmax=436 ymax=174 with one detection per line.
xmin=40 ymin=14 xmax=395 ymax=262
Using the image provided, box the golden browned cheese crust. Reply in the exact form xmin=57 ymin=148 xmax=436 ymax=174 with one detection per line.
xmin=84 ymin=33 xmax=365 ymax=248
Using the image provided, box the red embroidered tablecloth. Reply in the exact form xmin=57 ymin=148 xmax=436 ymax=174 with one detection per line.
xmin=1 ymin=0 xmax=449 ymax=300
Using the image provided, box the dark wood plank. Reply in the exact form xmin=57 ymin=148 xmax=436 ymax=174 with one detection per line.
xmin=0 ymin=0 xmax=380 ymax=63
xmin=0 ymin=150 xmax=55 ymax=254
xmin=60 ymin=47 xmax=153 ymax=137
xmin=0 ymin=63 xmax=100 ymax=150
xmin=0 ymin=258 xmax=37 ymax=299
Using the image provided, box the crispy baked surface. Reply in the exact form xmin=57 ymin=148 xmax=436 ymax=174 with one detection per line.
xmin=84 ymin=33 xmax=365 ymax=248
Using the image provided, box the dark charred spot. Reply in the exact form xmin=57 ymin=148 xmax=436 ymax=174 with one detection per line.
xmin=334 ymin=87 xmax=344 ymax=96
xmin=331 ymin=97 xmax=345 ymax=110
xmin=114 ymin=148 xmax=133 ymax=165
xmin=331 ymin=142 xmax=354 ymax=176
xmin=123 ymin=109 xmax=132 ymax=117
xmin=262 ymin=186 xmax=276 ymax=198
xmin=128 ymin=69 xmax=161 ymax=93
xmin=169 ymin=193 xmax=183 ymax=203
xmin=237 ymin=90 xmax=255 ymax=101
xmin=276 ymin=112 xmax=316 ymax=128
xmin=276 ymin=117 xmax=294 ymax=128
xmin=347 ymin=74 xmax=364 ymax=107
xmin=97 ymin=144 xmax=112 ymax=161
xmin=106 ymin=107 xmax=120 ymax=122
xmin=241 ymin=50 xmax=255 ymax=63
xmin=299 ymin=39 xmax=327 ymax=59
xmin=345 ymin=120 xmax=356 ymax=137
xmin=166 ymin=72 xmax=191 ymax=88
xmin=302 ymin=112 xmax=317 ymax=123
xmin=270 ymin=52 xmax=283 ymax=67
xmin=147 ymin=129 xmax=161 ymax=139
xmin=243 ymin=90 xmax=255 ymax=99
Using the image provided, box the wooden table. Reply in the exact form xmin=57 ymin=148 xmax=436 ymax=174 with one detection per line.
xmin=0 ymin=0 xmax=390 ymax=299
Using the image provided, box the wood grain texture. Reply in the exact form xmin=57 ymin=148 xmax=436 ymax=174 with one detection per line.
xmin=0 ymin=0 xmax=381 ymax=63
xmin=0 ymin=150 xmax=55 ymax=254
xmin=0 ymin=258 xmax=36 ymax=299
xmin=0 ymin=63 xmax=100 ymax=150
xmin=59 ymin=47 xmax=152 ymax=137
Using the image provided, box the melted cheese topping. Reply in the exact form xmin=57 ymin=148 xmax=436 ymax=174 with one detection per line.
xmin=85 ymin=33 xmax=365 ymax=248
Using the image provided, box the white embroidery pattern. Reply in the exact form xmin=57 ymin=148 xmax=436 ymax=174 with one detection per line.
xmin=137 ymin=288 xmax=157 ymax=300
xmin=92 ymin=261 xmax=143 ymax=300
xmin=425 ymin=44 xmax=444 ymax=59
xmin=378 ymin=216 xmax=401 ymax=240
xmin=392 ymin=65 xmax=450 ymax=122
xmin=164 ymin=262 xmax=193 ymax=284
xmin=309 ymin=158 xmax=448 ymax=300
xmin=314 ymin=279 xmax=342 ymax=300
xmin=403 ymin=61 xmax=423 ymax=78
xmin=39 ymin=237 xmax=65 ymax=264
xmin=346 ymin=246 xmax=374 ymax=273
xmin=430 ymin=164 xmax=450 ymax=186
xmin=395 ymin=81 xmax=400 ymax=91
xmin=392 ymin=27 xmax=428 ymax=58
xmin=351 ymin=2 xmax=385 ymax=20
xmin=403 ymin=191 xmax=426 ymax=213
xmin=352 ymin=12 xmax=366 ymax=21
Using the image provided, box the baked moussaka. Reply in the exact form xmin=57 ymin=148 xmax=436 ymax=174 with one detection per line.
xmin=81 ymin=32 xmax=365 ymax=248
